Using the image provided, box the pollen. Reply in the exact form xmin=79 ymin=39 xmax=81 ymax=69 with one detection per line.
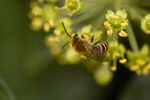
xmin=47 ymin=37 xmax=59 ymax=43
xmin=110 ymin=14 xmax=119 ymax=19
xmin=31 ymin=18 xmax=43 ymax=31
xmin=48 ymin=20 xmax=54 ymax=27
xmin=44 ymin=22 xmax=51 ymax=32
xmin=54 ymin=29 xmax=61 ymax=36
xmin=113 ymin=52 xmax=121 ymax=58
xmin=110 ymin=66 xmax=117 ymax=72
xmin=43 ymin=20 xmax=55 ymax=32
xmin=107 ymin=29 xmax=113 ymax=36
xmin=120 ymin=22 xmax=128 ymax=27
xmin=119 ymin=30 xmax=128 ymax=37
xmin=31 ymin=5 xmax=42 ymax=16
xmin=104 ymin=21 xmax=111 ymax=29
xmin=119 ymin=58 xmax=127 ymax=64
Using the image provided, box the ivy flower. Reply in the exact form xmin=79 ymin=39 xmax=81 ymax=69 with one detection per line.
xmin=104 ymin=10 xmax=128 ymax=37
xmin=127 ymin=44 xmax=150 ymax=75
xmin=64 ymin=0 xmax=82 ymax=16
xmin=29 ymin=1 xmax=58 ymax=32
xmin=141 ymin=14 xmax=150 ymax=34
xmin=108 ymin=40 xmax=126 ymax=71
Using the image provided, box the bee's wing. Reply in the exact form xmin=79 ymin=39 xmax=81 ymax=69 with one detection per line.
xmin=83 ymin=42 xmax=92 ymax=54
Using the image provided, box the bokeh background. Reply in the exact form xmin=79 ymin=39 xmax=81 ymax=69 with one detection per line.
xmin=0 ymin=0 xmax=150 ymax=100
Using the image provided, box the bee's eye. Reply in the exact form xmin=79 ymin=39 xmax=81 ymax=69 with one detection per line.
xmin=73 ymin=34 xmax=78 ymax=41
xmin=74 ymin=34 xmax=78 ymax=37
xmin=81 ymin=35 xmax=84 ymax=38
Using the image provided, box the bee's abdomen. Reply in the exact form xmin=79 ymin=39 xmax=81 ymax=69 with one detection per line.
xmin=98 ymin=42 xmax=108 ymax=53
xmin=92 ymin=42 xmax=108 ymax=59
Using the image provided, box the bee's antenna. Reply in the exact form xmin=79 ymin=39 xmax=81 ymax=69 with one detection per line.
xmin=62 ymin=22 xmax=71 ymax=37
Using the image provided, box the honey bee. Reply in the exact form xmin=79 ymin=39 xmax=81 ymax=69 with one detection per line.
xmin=62 ymin=22 xmax=108 ymax=60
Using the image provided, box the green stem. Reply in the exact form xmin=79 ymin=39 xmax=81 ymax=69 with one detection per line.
xmin=128 ymin=7 xmax=143 ymax=22
xmin=114 ymin=0 xmax=122 ymax=10
xmin=106 ymin=31 xmax=118 ymax=42
xmin=113 ymin=0 xmax=140 ymax=53
xmin=127 ymin=21 xmax=139 ymax=53
xmin=0 ymin=77 xmax=16 ymax=100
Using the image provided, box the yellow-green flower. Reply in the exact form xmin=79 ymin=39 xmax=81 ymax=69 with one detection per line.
xmin=108 ymin=40 xmax=126 ymax=71
xmin=141 ymin=14 xmax=150 ymax=34
xmin=65 ymin=0 xmax=82 ymax=16
xmin=108 ymin=40 xmax=126 ymax=60
xmin=29 ymin=1 xmax=58 ymax=32
xmin=127 ymin=44 xmax=150 ymax=75
xmin=104 ymin=10 xmax=128 ymax=37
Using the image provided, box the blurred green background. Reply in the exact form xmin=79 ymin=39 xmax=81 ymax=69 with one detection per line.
xmin=0 ymin=0 xmax=150 ymax=100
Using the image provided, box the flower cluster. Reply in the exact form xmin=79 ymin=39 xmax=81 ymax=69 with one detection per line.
xmin=29 ymin=0 xmax=84 ymax=64
xmin=104 ymin=10 xmax=128 ymax=37
xmin=64 ymin=0 xmax=82 ymax=16
xmin=29 ymin=0 xmax=82 ymax=32
xmin=127 ymin=44 xmax=150 ymax=75
xmin=141 ymin=14 xmax=150 ymax=34
xmin=108 ymin=40 xmax=126 ymax=71
xmin=29 ymin=0 xmax=150 ymax=86
xmin=29 ymin=0 xmax=58 ymax=32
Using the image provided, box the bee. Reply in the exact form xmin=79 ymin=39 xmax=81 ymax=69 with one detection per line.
xmin=62 ymin=22 xmax=108 ymax=60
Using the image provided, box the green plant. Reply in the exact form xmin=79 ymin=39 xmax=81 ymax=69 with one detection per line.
xmin=29 ymin=0 xmax=150 ymax=85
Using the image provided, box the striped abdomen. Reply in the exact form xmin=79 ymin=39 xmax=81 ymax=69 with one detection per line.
xmin=91 ymin=42 xmax=108 ymax=59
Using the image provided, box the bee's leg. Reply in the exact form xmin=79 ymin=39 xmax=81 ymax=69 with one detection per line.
xmin=91 ymin=35 xmax=94 ymax=43
xmin=61 ymin=42 xmax=70 ymax=50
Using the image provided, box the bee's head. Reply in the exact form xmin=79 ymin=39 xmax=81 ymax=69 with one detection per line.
xmin=72 ymin=34 xmax=85 ymax=41
xmin=71 ymin=34 xmax=86 ymax=45
xmin=72 ymin=34 xmax=79 ymax=41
